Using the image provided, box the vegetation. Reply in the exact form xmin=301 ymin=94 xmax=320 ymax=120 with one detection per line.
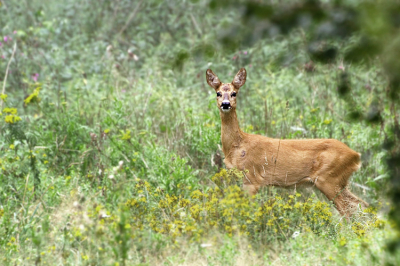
xmin=0 ymin=0 xmax=399 ymax=265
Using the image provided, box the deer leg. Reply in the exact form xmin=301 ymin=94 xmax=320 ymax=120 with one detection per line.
xmin=314 ymin=181 xmax=347 ymax=216
xmin=339 ymin=188 xmax=369 ymax=212
xmin=315 ymin=181 xmax=368 ymax=218
xmin=243 ymin=184 xmax=259 ymax=196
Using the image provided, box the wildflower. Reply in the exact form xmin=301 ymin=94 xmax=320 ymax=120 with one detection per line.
xmin=178 ymin=198 xmax=190 ymax=207
xmin=191 ymin=190 xmax=204 ymax=199
xmin=24 ymin=87 xmax=40 ymax=106
xmin=339 ymin=236 xmax=347 ymax=246
xmin=3 ymin=107 xmax=17 ymax=114
xmin=31 ymin=73 xmax=39 ymax=82
xmin=4 ymin=36 xmax=8 ymax=42
xmin=120 ymin=130 xmax=131 ymax=140
xmin=266 ymin=218 xmax=275 ymax=226
xmin=243 ymin=51 xmax=248 ymax=55
xmin=283 ymin=203 xmax=292 ymax=209
xmin=5 ymin=115 xmax=21 ymax=123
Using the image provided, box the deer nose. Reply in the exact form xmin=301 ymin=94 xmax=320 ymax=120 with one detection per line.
xmin=221 ymin=101 xmax=231 ymax=109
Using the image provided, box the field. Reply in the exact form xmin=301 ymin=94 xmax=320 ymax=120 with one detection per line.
xmin=1 ymin=0 xmax=400 ymax=265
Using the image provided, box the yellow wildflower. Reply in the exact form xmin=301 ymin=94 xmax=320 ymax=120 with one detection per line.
xmin=24 ymin=87 xmax=40 ymax=106
xmin=0 ymin=94 xmax=7 ymax=101
xmin=120 ymin=130 xmax=131 ymax=140
xmin=3 ymin=107 xmax=17 ymax=114
xmin=5 ymin=115 xmax=19 ymax=123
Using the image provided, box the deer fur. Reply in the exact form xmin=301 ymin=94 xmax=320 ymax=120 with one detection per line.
xmin=206 ymin=68 xmax=368 ymax=217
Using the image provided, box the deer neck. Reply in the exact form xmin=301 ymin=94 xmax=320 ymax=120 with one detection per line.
xmin=220 ymin=109 xmax=244 ymax=155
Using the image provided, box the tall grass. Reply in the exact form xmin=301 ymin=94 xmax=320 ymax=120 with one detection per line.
xmin=0 ymin=0 xmax=398 ymax=265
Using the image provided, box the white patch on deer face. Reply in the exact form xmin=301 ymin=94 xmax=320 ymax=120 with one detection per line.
xmin=220 ymin=106 xmax=231 ymax=112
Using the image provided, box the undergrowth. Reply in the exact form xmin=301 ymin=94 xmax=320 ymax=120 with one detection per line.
xmin=1 ymin=0 xmax=399 ymax=265
xmin=0 ymin=169 xmax=389 ymax=265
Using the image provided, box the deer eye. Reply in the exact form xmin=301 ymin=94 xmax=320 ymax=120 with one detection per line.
xmin=231 ymin=92 xmax=237 ymax=97
xmin=216 ymin=92 xmax=222 ymax=97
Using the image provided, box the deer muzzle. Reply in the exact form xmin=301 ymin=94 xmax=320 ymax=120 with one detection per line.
xmin=221 ymin=100 xmax=231 ymax=112
xmin=221 ymin=92 xmax=231 ymax=112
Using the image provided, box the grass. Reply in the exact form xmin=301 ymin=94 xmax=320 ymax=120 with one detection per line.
xmin=1 ymin=0 xmax=399 ymax=265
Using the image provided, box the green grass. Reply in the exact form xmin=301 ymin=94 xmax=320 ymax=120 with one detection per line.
xmin=1 ymin=0 xmax=399 ymax=265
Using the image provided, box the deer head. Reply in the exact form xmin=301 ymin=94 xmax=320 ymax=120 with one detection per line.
xmin=206 ymin=68 xmax=247 ymax=113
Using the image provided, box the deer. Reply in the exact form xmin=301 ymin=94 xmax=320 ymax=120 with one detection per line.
xmin=206 ymin=68 xmax=368 ymax=217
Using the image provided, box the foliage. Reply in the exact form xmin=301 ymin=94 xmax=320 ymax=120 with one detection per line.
xmin=0 ymin=0 xmax=399 ymax=264
xmin=0 ymin=169 xmax=390 ymax=265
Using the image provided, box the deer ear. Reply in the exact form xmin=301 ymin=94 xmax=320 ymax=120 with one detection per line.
xmin=232 ymin=68 xmax=246 ymax=89
xmin=206 ymin=69 xmax=221 ymax=90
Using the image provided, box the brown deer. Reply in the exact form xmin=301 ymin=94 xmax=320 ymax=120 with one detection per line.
xmin=206 ymin=68 xmax=368 ymax=217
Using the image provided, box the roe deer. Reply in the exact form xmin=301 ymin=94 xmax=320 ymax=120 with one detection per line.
xmin=206 ymin=68 xmax=368 ymax=217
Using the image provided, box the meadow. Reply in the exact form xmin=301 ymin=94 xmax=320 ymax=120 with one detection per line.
xmin=1 ymin=0 xmax=399 ymax=265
